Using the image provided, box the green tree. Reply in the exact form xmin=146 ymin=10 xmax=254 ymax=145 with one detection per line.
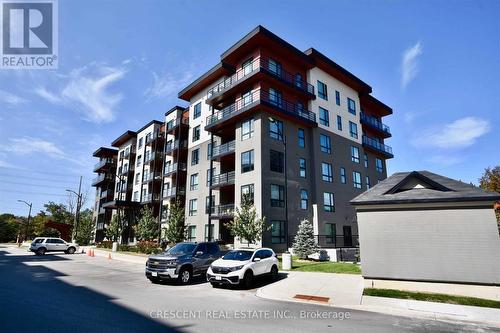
xmin=135 ymin=207 xmax=158 ymax=241
xmin=163 ymin=202 xmax=185 ymax=245
xmin=229 ymin=194 xmax=268 ymax=246
xmin=44 ymin=202 xmax=73 ymax=225
xmin=0 ymin=214 xmax=20 ymax=242
xmin=479 ymin=166 xmax=500 ymax=223
xmin=292 ymin=219 xmax=319 ymax=259
xmin=106 ymin=214 xmax=123 ymax=242
xmin=75 ymin=209 xmax=94 ymax=245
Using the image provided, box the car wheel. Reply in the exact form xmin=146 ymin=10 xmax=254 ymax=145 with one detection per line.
xmin=242 ymin=270 xmax=253 ymax=289
xmin=178 ymin=267 xmax=191 ymax=285
xmin=37 ymin=248 xmax=46 ymax=255
xmin=66 ymin=247 xmax=76 ymax=254
xmin=270 ymin=265 xmax=278 ymax=281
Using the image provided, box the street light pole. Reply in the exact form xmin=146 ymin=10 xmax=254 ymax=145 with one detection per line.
xmin=67 ymin=176 xmax=83 ymax=242
xmin=17 ymin=200 xmax=32 ymax=241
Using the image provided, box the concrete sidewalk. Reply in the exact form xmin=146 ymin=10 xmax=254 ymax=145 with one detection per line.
xmin=256 ymin=271 xmax=500 ymax=328
xmin=81 ymin=246 xmax=148 ymax=265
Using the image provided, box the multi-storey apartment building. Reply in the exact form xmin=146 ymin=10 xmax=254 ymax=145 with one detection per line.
xmin=91 ymin=147 xmax=118 ymax=242
xmin=92 ymin=26 xmax=393 ymax=251
xmin=177 ymin=26 xmax=392 ymax=251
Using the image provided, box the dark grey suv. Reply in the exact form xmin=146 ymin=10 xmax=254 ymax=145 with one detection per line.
xmin=145 ymin=242 xmax=224 ymax=284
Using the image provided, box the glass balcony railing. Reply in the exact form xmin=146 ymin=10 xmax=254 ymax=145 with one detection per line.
xmin=94 ymin=158 xmax=115 ymax=171
xmin=145 ymin=131 xmax=164 ymax=145
xmin=210 ymin=204 xmax=235 ymax=218
xmin=206 ymin=89 xmax=316 ymax=127
xmin=165 ymin=117 xmax=189 ymax=133
xmin=162 ymin=187 xmax=186 ymax=198
xmin=144 ymin=151 xmax=163 ymax=163
xmin=142 ymin=172 xmax=161 ymax=183
xmin=360 ymin=112 xmax=391 ymax=135
xmin=165 ymin=140 xmax=188 ymax=154
xmin=362 ymin=135 xmax=393 ymax=157
xmin=210 ymin=171 xmax=235 ymax=188
xmin=211 ymin=140 xmax=235 ymax=159
xmin=206 ymin=57 xmax=314 ymax=99
xmin=142 ymin=193 xmax=160 ymax=202
xmin=164 ymin=163 xmax=187 ymax=176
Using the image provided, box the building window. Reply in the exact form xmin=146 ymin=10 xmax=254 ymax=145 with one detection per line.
xmin=295 ymin=73 xmax=303 ymax=88
xmin=366 ymin=176 xmax=371 ymax=190
xmin=138 ymin=138 xmax=143 ymax=148
xmin=298 ymin=128 xmax=305 ymax=148
xmin=242 ymin=58 xmax=253 ymax=75
xmin=353 ymin=171 xmax=362 ymax=189
xmin=133 ymin=191 xmax=139 ymax=202
xmin=135 ymin=173 xmax=140 ymax=185
xmin=206 ymin=168 xmax=215 ymax=186
xmin=191 ymin=149 xmax=199 ymax=165
xmin=190 ymin=173 xmax=199 ymax=190
xmin=241 ymin=184 xmax=254 ymax=203
xmin=349 ymin=122 xmax=358 ymax=139
xmin=270 ymin=184 xmax=285 ymax=207
xmin=205 ymin=195 xmax=215 ymax=214
xmin=319 ymin=107 xmax=329 ymax=126
xmin=207 ymin=143 xmax=212 ymax=160
xmin=193 ymin=102 xmax=201 ymax=119
xmin=320 ymin=134 xmax=331 ymax=154
xmin=242 ymin=90 xmax=253 ymax=107
xmin=325 ymin=223 xmax=336 ymax=244
xmin=347 ymin=97 xmax=356 ymax=115
xmin=269 ymin=118 xmax=283 ymax=141
xmin=204 ymin=224 xmax=214 ymax=241
xmin=299 ymin=158 xmax=306 ymax=178
xmin=241 ymin=118 xmax=254 ymax=140
xmin=364 ymin=153 xmax=368 ymax=168
xmin=241 ymin=150 xmax=254 ymax=173
xmin=340 ymin=167 xmax=346 ymax=184
xmin=300 ymin=189 xmax=308 ymax=210
xmin=351 ymin=146 xmax=360 ymax=163
xmin=192 ymin=125 xmax=200 ymax=142
xmin=271 ymin=221 xmax=286 ymax=244
xmin=268 ymin=58 xmax=282 ymax=76
xmin=186 ymin=226 xmax=196 ymax=241
xmin=376 ymin=158 xmax=384 ymax=173
xmin=136 ymin=156 xmax=142 ymax=167
xmin=188 ymin=199 xmax=197 ymax=216
xmin=337 ymin=115 xmax=342 ymax=131
xmin=323 ymin=192 xmax=335 ymax=212
xmin=335 ymin=91 xmax=340 ymax=106
xmin=317 ymin=80 xmax=328 ymax=100
xmin=322 ymin=162 xmax=333 ymax=182
xmin=269 ymin=88 xmax=282 ymax=108
xmin=270 ymin=150 xmax=284 ymax=173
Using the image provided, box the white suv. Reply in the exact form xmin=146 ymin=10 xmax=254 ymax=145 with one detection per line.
xmin=29 ymin=237 xmax=79 ymax=255
xmin=207 ymin=248 xmax=279 ymax=288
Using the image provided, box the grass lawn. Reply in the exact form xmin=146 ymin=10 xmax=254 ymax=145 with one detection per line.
xmin=278 ymin=257 xmax=361 ymax=274
xmin=363 ymin=288 xmax=500 ymax=309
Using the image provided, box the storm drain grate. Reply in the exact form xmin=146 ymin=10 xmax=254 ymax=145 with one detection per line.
xmin=293 ymin=294 xmax=330 ymax=303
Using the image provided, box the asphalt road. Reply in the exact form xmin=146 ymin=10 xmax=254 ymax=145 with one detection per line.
xmin=0 ymin=245 xmax=496 ymax=333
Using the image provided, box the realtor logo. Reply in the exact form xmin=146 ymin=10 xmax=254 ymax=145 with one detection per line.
xmin=1 ymin=0 xmax=58 ymax=69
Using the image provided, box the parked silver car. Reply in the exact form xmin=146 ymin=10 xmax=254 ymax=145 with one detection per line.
xmin=29 ymin=237 xmax=79 ymax=255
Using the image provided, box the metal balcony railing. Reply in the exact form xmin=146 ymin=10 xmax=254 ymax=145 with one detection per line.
xmin=206 ymin=56 xmax=314 ymax=99
xmin=164 ymin=162 xmax=187 ymax=176
xmin=206 ymin=89 xmax=316 ymax=127
xmin=162 ymin=187 xmax=186 ymax=198
xmin=362 ymin=135 xmax=393 ymax=157
xmin=210 ymin=171 xmax=235 ymax=188
xmin=211 ymin=140 xmax=235 ymax=159
xmin=210 ymin=204 xmax=235 ymax=217
xmin=360 ymin=112 xmax=390 ymax=135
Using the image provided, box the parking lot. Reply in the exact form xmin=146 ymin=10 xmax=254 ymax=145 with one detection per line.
xmin=0 ymin=245 xmax=494 ymax=333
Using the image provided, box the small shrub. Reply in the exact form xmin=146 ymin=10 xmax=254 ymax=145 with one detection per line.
xmin=97 ymin=241 xmax=113 ymax=249
xmin=136 ymin=240 xmax=160 ymax=254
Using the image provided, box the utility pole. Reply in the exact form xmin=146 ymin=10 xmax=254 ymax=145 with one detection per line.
xmin=17 ymin=200 xmax=32 ymax=241
xmin=67 ymin=176 xmax=83 ymax=242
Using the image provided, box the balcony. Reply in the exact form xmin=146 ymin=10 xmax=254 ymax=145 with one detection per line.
xmin=165 ymin=140 xmax=188 ymax=155
xmin=162 ymin=186 xmax=186 ymax=199
xmin=142 ymin=193 xmax=160 ymax=203
xmin=93 ymin=158 xmax=116 ymax=172
xmin=144 ymin=151 xmax=163 ymax=164
xmin=142 ymin=172 xmax=161 ymax=183
xmin=360 ymin=112 xmax=391 ymax=138
xmin=118 ymin=166 xmax=133 ymax=175
xmin=165 ymin=117 xmax=189 ymax=135
xmin=92 ymin=174 xmax=114 ymax=187
xmin=164 ymin=162 xmax=187 ymax=177
xmin=145 ymin=131 xmax=164 ymax=146
xmin=362 ymin=135 xmax=394 ymax=159
xmin=210 ymin=171 xmax=235 ymax=189
xmin=210 ymin=204 xmax=235 ymax=219
xmin=205 ymin=89 xmax=317 ymax=132
xmin=211 ymin=140 xmax=235 ymax=160
xmin=99 ymin=190 xmax=114 ymax=200
xmin=206 ymin=57 xmax=315 ymax=104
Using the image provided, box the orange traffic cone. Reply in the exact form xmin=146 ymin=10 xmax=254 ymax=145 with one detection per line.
xmin=91 ymin=249 xmax=95 ymax=257
xmin=87 ymin=248 xmax=91 ymax=256
xmin=108 ymin=253 xmax=112 ymax=260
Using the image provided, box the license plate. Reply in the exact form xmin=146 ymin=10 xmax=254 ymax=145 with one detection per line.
xmin=215 ymin=275 xmax=221 ymax=280
xmin=152 ymin=272 xmax=158 ymax=277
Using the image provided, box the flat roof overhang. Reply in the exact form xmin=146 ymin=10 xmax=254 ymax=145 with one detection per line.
xmin=178 ymin=62 xmax=234 ymax=101
xmin=93 ymin=147 xmax=118 ymax=158
xmin=102 ymin=200 xmax=141 ymax=210
xmin=360 ymin=94 xmax=393 ymax=116
xmin=111 ymin=131 xmax=137 ymax=148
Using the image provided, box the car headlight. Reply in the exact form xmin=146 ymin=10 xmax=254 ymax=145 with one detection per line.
xmin=229 ymin=265 xmax=244 ymax=272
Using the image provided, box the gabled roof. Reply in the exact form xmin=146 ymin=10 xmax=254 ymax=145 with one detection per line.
xmin=351 ymin=170 xmax=500 ymax=205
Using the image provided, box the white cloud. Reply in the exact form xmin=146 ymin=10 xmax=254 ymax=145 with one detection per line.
xmin=144 ymin=70 xmax=194 ymax=100
xmin=0 ymin=90 xmax=27 ymax=106
xmin=35 ymin=63 xmax=127 ymax=123
xmin=428 ymin=154 xmax=464 ymax=166
xmin=401 ymin=41 xmax=422 ymax=89
xmin=412 ymin=117 xmax=490 ymax=149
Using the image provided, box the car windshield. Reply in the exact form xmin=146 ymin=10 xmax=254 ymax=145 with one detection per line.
xmin=166 ymin=243 xmax=196 ymax=255
xmin=222 ymin=250 xmax=253 ymax=261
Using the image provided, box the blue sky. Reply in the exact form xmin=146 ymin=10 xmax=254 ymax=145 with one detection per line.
xmin=1 ymin=0 xmax=498 ymax=216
